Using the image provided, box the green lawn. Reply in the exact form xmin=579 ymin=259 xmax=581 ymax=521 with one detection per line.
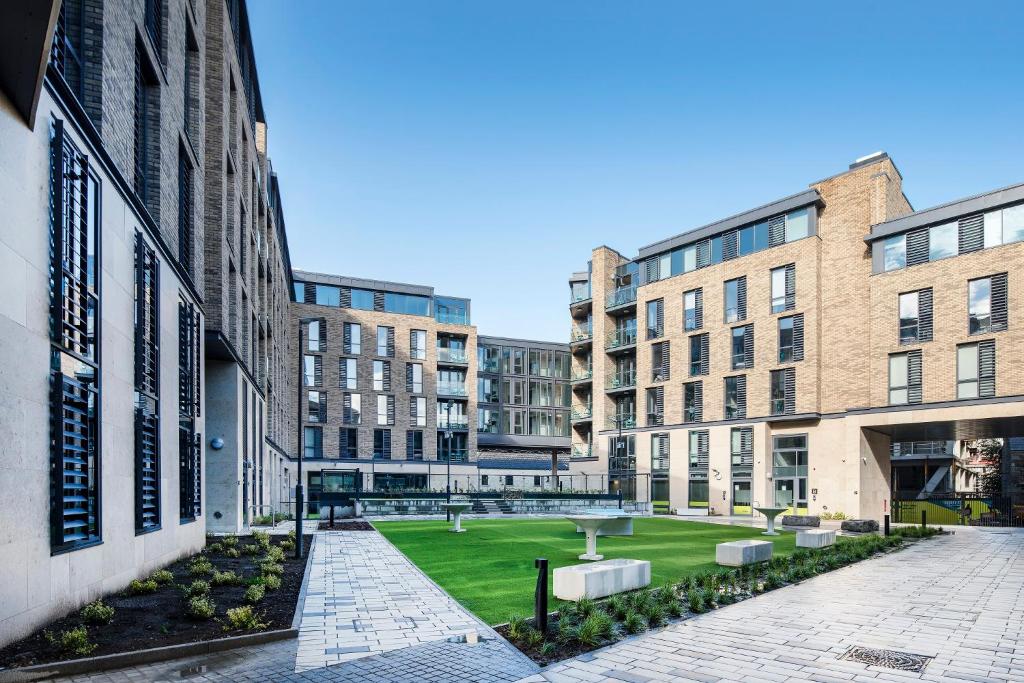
xmin=374 ymin=517 xmax=796 ymax=625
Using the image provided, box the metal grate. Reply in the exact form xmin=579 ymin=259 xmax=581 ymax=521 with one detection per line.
xmin=840 ymin=646 xmax=931 ymax=673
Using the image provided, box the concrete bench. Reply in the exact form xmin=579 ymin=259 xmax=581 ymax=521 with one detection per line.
xmin=796 ymin=529 xmax=836 ymax=548
xmin=575 ymin=508 xmax=634 ymax=536
xmin=553 ymin=558 xmax=651 ymax=601
xmin=716 ymin=539 xmax=773 ymax=567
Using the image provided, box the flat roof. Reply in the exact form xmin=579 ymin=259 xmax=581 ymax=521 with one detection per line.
xmin=292 ymin=269 xmax=435 ymax=297
xmin=478 ymin=335 xmax=568 ymax=351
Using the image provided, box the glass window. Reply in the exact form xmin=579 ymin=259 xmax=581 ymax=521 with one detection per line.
xmin=315 ymin=285 xmax=340 ymax=306
xmin=684 ymin=290 xmax=698 ymax=331
xmin=899 ymin=292 xmax=919 ymax=344
xmin=753 ymin=221 xmax=770 ymax=251
xmin=342 ymin=358 xmax=357 ymax=389
xmin=724 ymin=377 xmax=740 ymax=419
xmin=770 ymin=267 xmax=786 ymax=313
xmin=373 ymin=429 xmax=390 ymax=459
xmin=658 ymin=252 xmax=671 ymax=280
xmin=377 ymin=395 xmax=388 ymax=424
xmin=957 ymin=344 xmax=979 ymax=399
xmin=384 ymin=292 xmax=430 ymax=316
xmin=347 ymin=323 xmax=361 ymax=354
xmin=883 ymin=234 xmax=906 ymax=271
xmin=529 ymin=379 xmax=553 ymax=406
xmin=785 ymin=208 xmax=809 ymax=242
xmin=376 ymin=326 xmax=390 ymax=356
xmin=770 ymin=370 xmax=786 ymax=415
xmin=968 ymin=278 xmax=992 ymax=334
xmin=304 ymin=426 xmax=322 ymax=459
xmin=689 ymin=335 xmax=701 ymax=376
xmin=308 ymin=320 xmax=321 ymax=351
xmin=293 ymin=282 xmax=305 ymax=302
xmin=724 ymin=279 xmax=739 ymax=323
xmin=984 ymin=210 xmax=1003 ymax=248
xmin=670 ymin=248 xmax=683 ymax=276
xmin=303 ymin=355 xmax=316 ymax=386
xmin=688 ymin=480 xmax=709 ymax=507
xmin=646 ymin=300 xmax=662 ymax=338
xmin=710 ymin=235 xmax=723 ymax=264
xmin=929 ymin=222 xmax=958 ymax=261
xmin=889 ymin=353 xmax=909 ymax=405
xmin=414 ymin=396 xmax=426 ymax=426
xmin=351 ymin=289 xmax=374 ymax=310
xmin=372 ymin=361 xmax=384 ymax=391
xmin=683 ymin=382 xmax=698 ymax=422
xmin=478 ymin=408 xmax=498 ymax=433
xmin=410 ymin=330 xmax=426 ymax=359
xmin=683 ymin=245 xmax=697 ymax=272
xmin=411 ymin=363 xmax=423 ymax=393
xmin=435 ymin=296 xmax=470 ymax=325
xmin=307 ymin=391 xmax=323 ymax=422
xmin=1004 ymin=204 xmax=1024 ymax=244
xmin=778 ymin=317 xmax=794 ymax=362
xmin=731 ymin=327 xmax=746 ymax=370
xmin=478 ymin=344 xmax=500 ymax=372
xmin=478 ymin=377 xmax=498 ymax=403
xmin=739 ymin=225 xmax=755 ymax=255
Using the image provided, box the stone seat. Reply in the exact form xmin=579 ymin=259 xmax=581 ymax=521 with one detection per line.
xmin=796 ymin=529 xmax=836 ymax=548
xmin=716 ymin=539 xmax=773 ymax=567
xmin=841 ymin=519 xmax=879 ymax=533
xmin=782 ymin=514 xmax=820 ymax=527
xmin=553 ymin=558 xmax=651 ymax=601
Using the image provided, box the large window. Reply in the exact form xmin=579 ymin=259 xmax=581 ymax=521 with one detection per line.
xmin=351 ymin=288 xmax=374 ymax=310
xmin=652 ymin=341 xmax=669 ymax=381
xmin=608 ymin=435 xmax=636 ymax=472
xmin=957 ymin=341 xmax=995 ymax=399
xmin=683 ymin=289 xmax=701 ymax=331
xmin=406 ymin=431 xmax=424 ymax=460
xmin=899 ymin=291 xmax=919 ymax=343
xmin=412 ymin=396 xmax=427 ymax=426
xmin=883 ymin=234 xmax=906 ymax=271
xmin=478 ymin=344 xmax=501 ymax=372
xmin=889 ymin=353 xmax=909 ymax=405
xmin=408 ymin=363 xmax=423 ymax=393
xmin=304 ymin=426 xmax=322 ymax=459
xmin=683 ymin=381 xmax=702 ymax=423
xmin=376 ymin=326 xmax=394 ymax=357
xmin=778 ymin=317 xmax=795 ymax=363
xmin=340 ymin=357 xmax=357 ymax=389
xmin=731 ymin=325 xmax=752 ymax=370
xmin=503 ymin=346 xmax=526 ymax=374
xmin=969 ymin=274 xmax=1007 ymax=335
xmin=315 ymin=285 xmax=340 ymax=307
xmin=377 ymin=395 xmax=395 ymax=425
xmin=373 ymin=429 xmax=391 ymax=459
xmin=724 ymin=376 xmax=744 ymax=419
xmin=342 ymin=393 xmax=361 ymax=424
xmin=478 ymin=376 xmax=499 ymax=403
xmin=724 ymin=279 xmax=739 ymax=323
xmin=770 ymin=266 xmax=786 ymax=313
xmin=770 ymin=369 xmax=794 ymax=415
xmin=339 ymin=428 xmax=357 ymax=458
xmin=307 ymin=391 xmax=326 ymax=422
xmin=303 ymin=355 xmax=320 ymax=386
xmin=384 ymin=292 xmax=430 ymax=316
xmin=373 ymin=360 xmax=390 ymax=392
xmin=410 ymin=330 xmax=426 ymax=359
xmin=344 ymin=322 xmax=361 ymax=354
xmin=503 ymin=377 xmax=526 ymax=405
xmin=772 ymin=435 xmax=808 ymax=510
xmin=134 ymin=234 xmax=160 ymax=534
xmin=928 ymin=222 xmax=958 ymax=261
xmin=478 ymin=408 xmax=499 ymax=433
xmin=646 ymin=299 xmax=663 ymax=339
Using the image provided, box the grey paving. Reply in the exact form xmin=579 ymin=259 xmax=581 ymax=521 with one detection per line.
xmin=518 ymin=527 xmax=1024 ymax=683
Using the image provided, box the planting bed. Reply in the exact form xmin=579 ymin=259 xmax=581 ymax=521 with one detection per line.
xmin=496 ymin=526 xmax=942 ymax=665
xmin=317 ymin=520 xmax=375 ymax=531
xmin=0 ymin=533 xmax=312 ymax=669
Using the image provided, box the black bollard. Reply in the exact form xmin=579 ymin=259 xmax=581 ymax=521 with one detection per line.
xmin=921 ymin=509 xmax=926 ymax=529
xmin=534 ymin=558 xmax=549 ymax=635
xmin=884 ymin=513 xmax=890 ymax=536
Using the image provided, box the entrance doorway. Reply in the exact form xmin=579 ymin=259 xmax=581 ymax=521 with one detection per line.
xmin=732 ymin=481 xmax=751 ymax=515
xmin=774 ymin=478 xmax=807 ymax=514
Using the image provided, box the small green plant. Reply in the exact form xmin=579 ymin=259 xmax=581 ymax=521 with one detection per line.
xmin=664 ymin=596 xmax=683 ymax=618
xmin=686 ymin=588 xmax=705 ymax=614
xmin=251 ymin=530 xmax=272 ymax=551
xmin=211 ymin=570 xmax=241 ymax=587
xmin=626 ymin=588 xmax=653 ymax=614
xmin=539 ymin=641 xmax=556 ymax=658
xmin=507 ymin=614 xmax=527 ymax=642
xmin=244 ymin=584 xmax=266 ymax=604
xmin=224 ymin=547 xmax=241 ymax=558
xmin=263 ymin=545 xmax=285 ymax=563
xmin=241 ymin=543 xmax=262 ymax=556
xmin=124 ymin=578 xmax=159 ymax=596
xmin=258 ymin=573 xmax=282 ymax=591
xmin=186 ymin=595 xmax=216 ymax=620
xmin=45 ymin=626 xmax=96 ymax=656
xmin=182 ymin=579 xmax=210 ymax=598
xmin=576 ymin=611 xmax=614 ymax=646
xmin=523 ymin=626 xmax=544 ymax=648
xmin=644 ymin=602 xmax=667 ymax=626
xmin=150 ymin=569 xmax=175 ymax=585
xmin=605 ymin=594 xmax=628 ymax=620
xmin=622 ymin=609 xmax=648 ymax=634
xmin=763 ymin=571 xmax=784 ymax=590
xmin=80 ymin=600 xmax=115 ymax=625
xmin=206 ymin=542 xmax=224 ymax=553
xmin=280 ymin=539 xmax=295 ymax=552
xmin=257 ymin=560 xmax=284 ymax=576
xmin=188 ymin=557 xmax=214 ymax=577
xmin=221 ymin=535 xmax=239 ymax=548
xmin=223 ymin=605 xmax=267 ymax=631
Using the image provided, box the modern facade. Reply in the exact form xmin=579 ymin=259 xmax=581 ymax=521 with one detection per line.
xmin=569 ymin=152 xmax=1024 ymax=520
xmin=0 ymin=0 xmax=295 ymax=644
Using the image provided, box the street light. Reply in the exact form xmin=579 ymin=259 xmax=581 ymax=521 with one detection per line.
xmin=445 ymin=399 xmax=454 ymax=521
xmin=294 ymin=316 xmax=324 ymax=560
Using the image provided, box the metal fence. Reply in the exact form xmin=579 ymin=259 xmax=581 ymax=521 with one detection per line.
xmin=892 ymin=494 xmax=1024 ymax=527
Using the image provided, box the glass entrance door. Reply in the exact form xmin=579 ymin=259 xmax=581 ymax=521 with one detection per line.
xmin=774 ymin=478 xmax=808 ymax=514
xmin=732 ymin=481 xmax=752 ymax=515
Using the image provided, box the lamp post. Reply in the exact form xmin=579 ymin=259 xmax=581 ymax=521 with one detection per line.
xmin=445 ymin=399 xmax=454 ymax=521
xmin=295 ymin=316 xmax=323 ymax=560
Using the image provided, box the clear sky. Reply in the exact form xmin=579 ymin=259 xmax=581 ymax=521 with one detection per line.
xmin=247 ymin=1 xmax=1023 ymax=341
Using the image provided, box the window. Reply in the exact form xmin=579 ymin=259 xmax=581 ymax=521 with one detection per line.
xmin=503 ymin=408 xmax=526 ymax=435
xmin=929 ymin=222 xmax=958 ymax=261
xmin=772 ymin=435 xmax=808 ymax=509
xmin=434 ymin=296 xmax=470 ymax=325
xmin=344 ymin=322 xmax=361 ymax=354
xmin=503 ymin=378 xmax=526 ymax=405
xmin=1003 ymin=204 xmax=1024 ymax=244
xmin=724 ymin=376 xmax=746 ymax=419
xmin=351 ymin=288 xmax=373 ymax=310
xmin=411 ymin=330 xmax=427 ymax=359
xmin=178 ymin=298 xmax=202 ymax=522
xmin=969 ymin=274 xmax=1008 ymax=334
xmin=377 ymin=326 xmax=394 ymax=357
xmin=304 ymin=426 xmax=322 ymax=459
xmin=307 ymin=320 xmax=323 ymax=351
xmin=373 ymin=429 xmax=391 ymax=459
xmin=731 ymin=427 xmax=753 ymax=473
xmin=785 ymin=208 xmax=809 ymax=242
xmin=411 ymin=396 xmax=427 ymax=426
xmin=683 ymin=381 xmax=702 ymax=423
xmin=608 ymin=435 xmax=636 ymax=472
xmin=178 ymin=153 xmax=194 ymax=275
xmin=770 ymin=368 xmax=795 ymax=415
xmin=957 ymin=341 xmax=995 ymax=399
xmin=689 ymin=333 xmax=708 ymax=376
xmin=888 ymin=351 xmax=922 ymax=405
xmin=377 ymin=395 xmax=395 ymax=425
xmin=688 ymin=430 xmax=709 ymax=471
xmin=339 ymin=428 xmax=357 ymax=458
xmin=724 ymin=277 xmax=746 ymax=323
xmin=652 ymin=341 xmax=670 ymax=381
xmin=384 ymin=293 xmax=430 ymax=316
xmin=408 ymin=363 xmax=423 ymax=393
xmin=314 ymin=285 xmax=340 ymax=306
xmin=646 ymin=299 xmax=664 ymax=339
xmin=133 ymin=48 xmax=159 ymax=213
xmin=777 ymin=316 xmax=804 ymax=363
xmin=303 ymin=355 xmax=321 ymax=386
xmin=683 ymin=289 xmax=701 ymax=331
xmin=651 ymin=433 xmax=670 ymax=472
xmin=342 ymin=393 xmax=361 ymax=424
xmin=883 ymin=234 xmax=906 ymax=271
xmin=646 ymin=387 xmax=664 ymax=426
xmin=134 ymin=233 xmax=160 ymax=534
xmin=529 ymin=409 xmax=554 ymax=436
xmin=340 ymin=358 xmax=357 ymax=390
xmin=481 ymin=475 xmax=489 ymax=486
xmin=683 ymin=244 xmax=697 ymax=272
xmin=899 ymin=291 xmax=919 ymax=343
xmin=373 ymin=360 xmax=390 ymax=391
xmin=406 ymin=431 xmax=424 ymax=460
xmin=731 ymin=325 xmax=753 ymax=370
xmin=478 ymin=344 xmax=501 ymax=372
xmin=478 ymin=376 xmax=499 ymax=403
xmin=307 ymin=391 xmax=326 ymax=422
xmin=478 ymin=408 xmax=499 ymax=433
xmin=503 ymin=347 xmax=526 ymax=374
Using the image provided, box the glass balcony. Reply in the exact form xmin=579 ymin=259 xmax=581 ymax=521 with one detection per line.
xmin=606 ymin=329 xmax=637 ymax=350
xmin=437 ymin=448 xmax=469 ymax=462
xmin=571 ymin=368 xmax=593 ymax=382
xmin=571 ymin=444 xmax=593 ymax=458
xmin=571 ymin=326 xmax=593 ymax=343
xmin=570 ymin=283 xmax=592 ymax=303
xmin=606 ymin=285 xmax=637 ymax=309
xmin=571 ymin=406 xmax=593 ymax=421
xmin=437 ymin=348 xmax=469 ymax=364
xmin=606 ymin=372 xmax=636 ymax=390
xmin=647 ymin=411 xmax=664 ymax=427
xmin=606 ymin=414 xmax=636 ymax=429
xmin=438 ymin=417 xmax=470 ymax=430
xmin=437 ymin=382 xmax=468 ymax=396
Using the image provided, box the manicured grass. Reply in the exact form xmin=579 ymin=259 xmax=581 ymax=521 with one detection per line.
xmin=374 ymin=517 xmax=797 ymax=625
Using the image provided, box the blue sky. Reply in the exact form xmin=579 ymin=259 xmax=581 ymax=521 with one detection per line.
xmin=248 ymin=1 xmax=1023 ymax=341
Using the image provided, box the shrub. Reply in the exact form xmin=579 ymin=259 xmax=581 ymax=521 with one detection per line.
xmin=221 ymin=535 xmax=239 ymax=548
xmin=244 ymin=584 xmax=266 ymax=604
xmin=717 ymin=587 xmax=736 ymax=606
xmin=507 ymin=614 xmax=527 ymax=642
xmin=241 ymin=543 xmax=262 ymax=556
xmin=251 ymin=530 xmax=272 ymax=551
xmin=626 ymin=588 xmax=653 ymax=614
xmin=576 ymin=611 xmax=614 ymax=646
xmin=186 ymin=596 xmax=216 ymax=620
xmin=150 ymin=569 xmax=174 ymax=585
xmin=280 ymin=539 xmax=295 ymax=552
xmin=188 ymin=557 xmax=214 ymax=577
xmin=763 ymin=571 xmax=784 ymax=590
xmin=80 ymin=600 xmax=115 ymax=625
xmin=664 ymin=596 xmax=683 ymax=618
xmin=605 ymin=594 xmax=628 ymax=620
xmin=622 ymin=610 xmax=647 ymax=634
xmin=644 ymin=602 xmax=667 ymax=626
xmin=182 ymin=580 xmax=210 ymax=598
xmin=523 ymin=626 xmax=544 ymax=648
xmin=223 ymin=606 xmax=267 ymax=631
xmin=206 ymin=542 xmax=224 ymax=554
xmin=572 ymin=597 xmax=598 ymax=620
xmin=257 ymin=561 xmax=284 ymax=577
xmin=211 ymin=570 xmax=241 ymax=587
xmin=685 ymin=588 xmax=705 ymax=614
xmin=124 ymin=578 xmax=159 ymax=596
xmin=539 ymin=641 xmax=556 ymax=658
xmin=224 ymin=548 xmax=241 ymax=559
xmin=263 ymin=545 xmax=285 ymax=563
xmin=45 ymin=626 xmax=96 ymax=656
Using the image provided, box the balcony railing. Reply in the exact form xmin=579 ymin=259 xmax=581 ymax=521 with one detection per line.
xmin=437 ymin=348 xmax=469 ymax=364
xmin=571 ymin=406 xmax=593 ymax=421
xmin=571 ymin=368 xmax=593 ymax=382
xmin=606 ymin=329 xmax=637 ymax=350
xmin=438 ymin=418 xmax=470 ymax=430
xmin=571 ymin=286 xmax=592 ymax=304
xmin=647 ymin=412 xmax=664 ymax=427
xmin=606 ymin=285 xmax=637 ymax=309
xmin=571 ymin=327 xmax=593 ymax=343
xmin=437 ymin=382 xmax=468 ymax=396
xmin=571 ymin=444 xmax=593 ymax=458
xmin=606 ymin=373 xmax=636 ymax=390
xmin=607 ymin=414 xmax=636 ymax=429
xmin=437 ymin=448 xmax=469 ymax=462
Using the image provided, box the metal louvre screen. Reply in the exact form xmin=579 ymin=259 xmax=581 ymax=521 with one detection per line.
xmin=743 ymin=325 xmax=754 ymax=368
xmin=784 ymin=263 xmax=796 ymax=310
xmin=736 ymin=276 xmax=747 ymax=320
xmin=906 ymin=228 xmax=929 ymax=266
xmin=958 ymin=214 xmax=984 ymax=254
xmin=768 ymin=215 xmax=786 ymax=246
xmin=134 ymin=232 xmax=160 ymax=533
xmin=907 ymin=350 xmax=922 ymax=404
xmin=699 ymin=333 xmax=709 ymax=375
xmin=339 ymin=287 xmax=352 ymax=308
xmin=783 ymin=367 xmax=796 ymax=414
xmin=918 ymin=289 xmax=933 ymax=341
xmin=722 ymin=230 xmax=738 ymax=261
xmin=693 ymin=289 xmax=704 ymax=329
xmin=990 ymin=273 xmax=1008 ymax=331
xmin=178 ymin=298 xmax=202 ymax=520
xmin=735 ymin=375 xmax=747 ymax=419
xmin=793 ymin=314 xmax=805 ymax=361
xmin=696 ymin=239 xmax=711 ymax=269
xmin=135 ymin=401 xmax=160 ymax=531
xmin=979 ymin=340 xmax=995 ymax=397
xmin=382 ymin=361 xmax=391 ymax=391
xmin=387 ymin=396 xmax=396 ymax=425
xmin=51 ymin=370 xmax=100 ymax=546
xmin=373 ymin=291 xmax=385 ymax=311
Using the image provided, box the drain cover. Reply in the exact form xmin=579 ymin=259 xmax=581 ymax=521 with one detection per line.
xmin=840 ymin=646 xmax=932 ymax=672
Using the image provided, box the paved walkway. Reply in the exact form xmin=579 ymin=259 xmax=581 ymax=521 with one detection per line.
xmin=519 ymin=527 xmax=1024 ymax=683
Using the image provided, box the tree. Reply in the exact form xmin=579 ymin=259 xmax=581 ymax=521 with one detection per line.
xmin=976 ymin=439 xmax=1004 ymax=495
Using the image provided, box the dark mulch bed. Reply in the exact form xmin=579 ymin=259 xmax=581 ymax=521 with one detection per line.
xmin=0 ymin=534 xmax=312 ymax=669
xmin=317 ymin=520 xmax=375 ymax=531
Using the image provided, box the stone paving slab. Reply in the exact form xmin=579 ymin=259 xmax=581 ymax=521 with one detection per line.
xmin=518 ymin=528 xmax=1024 ymax=683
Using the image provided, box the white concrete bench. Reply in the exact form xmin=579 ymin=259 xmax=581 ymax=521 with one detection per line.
xmin=553 ymin=558 xmax=651 ymax=601
xmin=716 ymin=539 xmax=773 ymax=567
xmin=796 ymin=529 xmax=836 ymax=548
xmin=575 ymin=508 xmax=634 ymax=536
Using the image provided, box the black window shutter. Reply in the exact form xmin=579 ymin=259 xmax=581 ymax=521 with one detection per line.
xmin=735 ymin=375 xmax=747 ymax=419
xmin=134 ymin=399 xmax=160 ymax=532
xmin=318 ymin=320 xmax=327 ymax=351
xmin=387 ymin=395 xmax=395 ymax=425
xmin=906 ymin=228 xmax=929 ymax=266
xmin=409 ymin=396 xmax=417 ymax=420
xmin=699 ymin=333 xmax=709 ymax=376
xmin=313 ymin=355 xmax=323 ymax=386
xmin=319 ymin=392 xmax=327 ymax=421
xmin=991 ymin=273 xmax=1008 ymax=331
xmin=784 ymin=367 xmax=796 ymax=415
xmin=662 ymin=341 xmax=670 ymax=380
xmin=979 ymin=340 xmax=995 ymax=397
xmin=656 ymin=299 xmax=664 ymax=336
xmin=387 ymin=327 xmax=395 ymax=357
xmin=743 ymin=325 xmax=754 ymax=368
xmin=343 ymin=393 xmax=353 ymax=423
xmin=784 ymin=263 xmax=796 ymax=311
xmin=645 ymin=257 xmax=659 ymax=282
xmin=406 ymin=363 xmax=414 ymax=391
xmin=383 ymin=429 xmax=391 ymax=457
xmin=918 ymin=289 xmax=933 ymax=341
xmin=406 ymin=431 xmax=414 ymax=459
xmin=693 ymin=381 xmax=703 ymax=423
xmin=343 ymin=323 xmax=352 ymax=353
xmin=339 ymin=358 xmax=347 ymax=388
xmin=373 ymin=291 xmax=385 ymax=311
xmin=793 ymin=314 xmax=805 ymax=361
xmin=768 ymin=215 xmax=786 ymax=246
xmin=740 ymin=427 xmax=753 ymax=466
xmin=722 ymin=230 xmax=738 ymax=261
xmin=738 ymin=276 xmax=749 ymax=319
xmin=383 ymin=361 xmax=392 ymax=391
xmin=958 ymin=214 xmax=984 ymax=254
xmin=694 ymin=289 xmax=704 ymax=330
xmin=696 ymin=239 xmax=711 ymax=269
xmin=696 ymin=430 xmax=709 ymax=469
xmin=339 ymin=287 xmax=352 ymax=308
xmin=339 ymin=427 xmax=350 ymax=457
xmin=303 ymin=282 xmax=315 ymax=303
xmin=907 ymin=350 xmax=922 ymax=404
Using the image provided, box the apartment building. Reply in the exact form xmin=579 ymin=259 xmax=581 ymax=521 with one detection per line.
xmin=569 ymin=152 xmax=1024 ymax=521
xmin=289 ymin=271 xmax=571 ymax=507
